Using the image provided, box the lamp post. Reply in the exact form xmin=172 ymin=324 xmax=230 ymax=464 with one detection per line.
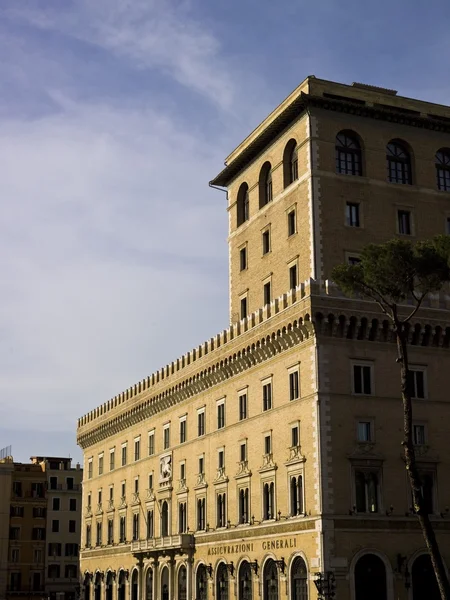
xmin=314 ymin=572 xmax=336 ymax=599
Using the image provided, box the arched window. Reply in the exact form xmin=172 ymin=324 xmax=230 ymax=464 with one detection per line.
xmin=146 ymin=568 xmax=153 ymax=600
xmin=354 ymin=554 xmax=387 ymax=600
xmin=291 ymin=557 xmax=308 ymax=600
xmin=161 ymin=501 xmax=169 ymax=537
xmin=131 ymin=570 xmax=138 ymax=600
xmin=196 ymin=564 xmax=208 ymax=600
xmin=387 ymin=140 xmax=412 ymax=184
xmin=236 ymin=183 xmax=250 ymax=226
xmin=259 ymin=162 xmax=273 ymax=208
xmin=118 ymin=571 xmax=126 ymax=600
xmin=161 ymin=567 xmax=169 ymax=600
xmin=283 ymin=139 xmax=298 ymax=187
xmin=94 ymin=573 xmax=102 ymax=600
xmin=263 ymin=559 xmax=278 ymax=600
xmin=336 ymin=131 xmax=362 ymax=175
xmin=83 ymin=574 xmax=91 ymax=600
xmin=412 ymin=554 xmax=440 ymax=600
xmin=238 ymin=561 xmax=252 ymax=600
xmin=436 ymin=149 xmax=450 ymax=191
xmin=216 ymin=563 xmax=229 ymax=600
xmin=263 ymin=482 xmax=274 ymax=520
xmin=178 ymin=566 xmax=187 ymax=600
xmin=290 ymin=475 xmax=303 ymax=516
xmin=106 ymin=571 xmax=114 ymax=600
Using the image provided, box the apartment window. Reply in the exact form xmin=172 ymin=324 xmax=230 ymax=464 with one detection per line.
xmin=33 ymin=507 xmax=45 ymax=518
xmin=216 ymin=492 xmax=226 ymax=528
xmin=290 ymin=475 xmax=303 ymax=516
xmin=336 ymin=131 xmax=362 ymax=176
xmin=283 ymin=139 xmax=299 ymax=187
xmin=352 ymin=362 xmax=373 ymax=395
xmin=87 ymin=493 xmax=91 ymax=508
xmin=163 ymin=425 xmax=170 ymax=450
xmin=11 ymin=548 xmax=19 ymax=563
xmin=34 ymin=549 xmax=42 ymax=563
xmin=49 ymin=477 xmax=57 ymax=490
xmin=387 ymin=140 xmax=412 ymax=184
xmin=357 ymin=421 xmax=372 ymax=442
xmin=65 ymin=543 xmax=78 ymax=557
xmin=32 ymin=527 xmax=46 ymax=540
xmin=180 ymin=417 xmax=187 ymax=444
xmin=67 ymin=477 xmax=74 ymax=490
xmin=32 ymin=482 xmax=45 ymax=498
xmin=197 ymin=409 xmax=205 ymax=437
xmin=98 ymin=490 xmax=102 ymax=505
xmin=109 ymin=486 xmax=114 ymax=501
xmin=178 ymin=502 xmax=187 ymax=534
xmin=48 ymin=565 xmax=60 ymax=579
xmin=291 ymin=425 xmax=300 ymax=448
xmin=262 ymin=380 xmax=272 ymax=411
xmin=263 ymin=281 xmax=271 ymax=306
xmin=239 ymin=487 xmax=249 ymax=524
xmin=287 ymin=209 xmax=296 ymax=236
xmin=161 ymin=501 xmax=169 ymax=537
xmin=289 ymin=368 xmax=300 ymax=400
xmin=147 ymin=510 xmax=154 ymax=538
xmin=121 ymin=482 xmax=126 ymax=498
xmin=132 ymin=513 xmax=139 ymax=541
xmin=86 ymin=525 xmax=91 ymax=547
xmin=262 ymin=229 xmax=271 ymax=254
xmin=109 ymin=449 xmax=115 ymax=471
xmin=10 ymin=505 xmax=24 ymax=517
xmin=263 ymin=482 xmax=275 ymax=520
xmin=355 ymin=470 xmax=380 ymax=513
xmin=413 ymin=424 xmax=426 ymax=446
xmin=239 ymin=392 xmax=248 ymax=420
xmin=52 ymin=520 xmax=59 ymax=533
xmin=436 ymin=149 xmax=450 ymax=191
xmin=398 ymin=210 xmax=412 ymax=235
xmin=180 ymin=462 xmax=186 ymax=482
xmin=217 ymin=400 xmax=225 ymax=429
xmin=236 ymin=182 xmax=249 ymax=227
xmin=10 ymin=573 xmax=21 ymax=591
xmin=52 ymin=498 xmax=60 ymax=511
xmin=69 ymin=520 xmax=76 ymax=533
xmin=69 ymin=498 xmax=77 ymax=511
xmin=240 ymin=442 xmax=247 ymax=462
xmin=65 ymin=565 xmax=77 ymax=579
xmin=119 ymin=517 xmax=126 ymax=543
xmin=88 ymin=459 xmax=93 ymax=479
xmin=96 ymin=522 xmax=102 ymax=546
xmin=10 ymin=526 xmax=20 ymax=540
xmin=148 ymin=473 xmax=154 ymax=491
xmin=259 ymin=162 xmax=272 ymax=208
xmin=134 ymin=438 xmax=141 ymax=461
xmin=197 ymin=498 xmax=206 ymax=530
xmin=98 ymin=454 xmax=104 ymax=475
xmin=48 ymin=543 xmax=61 ymax=557
xmin=199 ymin=456 xmax=205 ymax=475
xmin=346 ymin=202 xmax=360 ymax=227
xmin=264 ymin=434 xmax=272 ymax=456
xmin=288 ymin=263 xmax=298 ymax=291
xmin=409 ymin=368 xmax=426 ymax=399
xmin=134 ymin=478 xmax=139 ymax=494
xmin=240 ymin=296 xmax=248 ymax=320
xmin=148 ymin=431 xmax=155 ymax=456
xmin=239 ymin=246 xmax=247 ymax=271
xmin=121 ymin=444 xmax=127 ymax=466
xmin=218 ymin=449 xmax=225 ymax=470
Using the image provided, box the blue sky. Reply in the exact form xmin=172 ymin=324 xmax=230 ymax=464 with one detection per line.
xmin=1 ymin=0 xmax=450 ymax=464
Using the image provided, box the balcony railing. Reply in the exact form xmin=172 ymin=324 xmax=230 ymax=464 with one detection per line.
xmin=49 ymin=483 xmax=81 ymax=492
xmin=131 ymin=534 xmax=194 ymax=553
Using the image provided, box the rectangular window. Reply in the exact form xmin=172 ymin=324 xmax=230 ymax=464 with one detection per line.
xmin=413 ymin=424 xmax=426 ymax=446
xmin=240 ymin=296 xmax=248 ymax=320
xmin=86 ymin=525 xmax=91 ymax=547
xmin=398 ymin=210 xmax=412 ymax=235
xmin=409 ymin=368 xmax=426 ymax=399
xmin=98 ymin=490 xmax=102 ymax=505
xmin=348 ymin=255 xmax=361 ymax=265
xmin=33 ymin=507 xmax=45 ymax=518
xmin=239 ymin=247 xmax=247 ymax=271
xmin=49 ymin=477 xmax=57 ymax=491
xmin=218 ymin=449 xmax=225 ymax=469
xmin=357 ymin=421 xmax=372 ymax=442
xmin=69 ymin=520 xmax=76 ymax=533
xmin=197 ymin=497 xmax=206 ymax=531
xmin=446 ymin=217 xmax=450 ymax=235
xmin=107 ymin=519 xmax=114 ymax=545
xmin=148 ymin=432 xmax=155 ymax=456
xmin=132 ymin=513 xmax=139 ymax=541
xmin=291 ymin=425 xmax=299 ymax=448
xmin=180 ymin=418 xmax=187 ymax=444
xmin=121 ymin=444 xmax=127 ymax=466
xmin=88 ymin=460 xmax=93 ymax=479
xmin=197 ymin=410 xmax=205 ymax=437
xmin=264 ymin=434 xmax=272 ymax=455
xmin=96 ymin=522 xmax=102 ymax=546
xmin=290 ymin=475 xmax=303 ymax=516
xmin=346 ymin=202 xmax=360 ymax=227
xmin=87 ymin=493 xmax=91 ymax=508
xmin=109 ymin=486 xmax=114 ymax=501
xmin=288 ymin=209 xmax=296 ymax=236
xmin=289 ymin=369 xmax=299 ymax=400
xmin=52 ymin=520 xmax=59 ymax=533
xmin=67 ymin=477 xmax=74 ymax=490
xmin=199 ymin=456 xmax=204 ymax=475
xmin=10 ymin=506 xmax=24 ymax=517
xmin=98 ymin=454 xmax=104 ymax=475
xmin=239 ymin=392 xmax=247 ymax=420
xmin=240 ymin=442 xmax=247 ymax=462
xmin=217 ymin=400 xmax=225 ymax=429
xmin=418 ymin=472 xmax=435 ymax=514
xmin=163 ymin=425 xmax=170 ymax=450
xmin=263 ymin=281 xmax=271 ymax=306
xmin=10 ymin=527 xmax=20 ymax=540
xmin=121 ymin=482 xmax=126 ymax=498
xmin=134 ymin=478 xmax=139 ymax=494
xmin=134 ymin=438 xmax=141 ymax=461
xmin=262 ymin=229 xmax=271 ymax=254
xmin=11 ymin=548 xmax=19 ymax=563
xmin=355 ymin=470 xmax=380 ymax=513
xmin=263 ymin=381 xmax=272 ymax=411
xmin=148 ymin=473 xmax=154 ymax=490
xmin=52 ymin=498 xmax=60 ymax=511
xmin=353 ymin=363 xmax=373 ymax=395
xmin=69 ymin=498 xmax=77 ymax=512
xmin=34 ymin=549 xmax=42 ymax=563
xmin=289 ymin=264 xmax=297 ymax=291
xmin=109 ymin=449 xmax=115 ymax=471
xmin=180 ymin=462 xmax=186 ymax=481
xmin=216 ymin=492 xmax=226 ymax=528
xmin=119 ymin=517 xmax=126 ymax=543
xmin=48 ymin=543 xmax=61 ymax=557
xmin=147 ymin=510 xmax=154 ymax=539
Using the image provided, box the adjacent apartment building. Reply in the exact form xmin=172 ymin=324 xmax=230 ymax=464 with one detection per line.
xmin=0 ymin=454 xmax=82 ymax=600
xmin=77 ymin=76 xmax=450 ymax=600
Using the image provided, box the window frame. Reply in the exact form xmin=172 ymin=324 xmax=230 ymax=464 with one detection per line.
xmin=353 ymin=465 xmax=382 ymax=514
xmin=239 ymin=245 xmax=247 ymax=272
xmin=335 ymin=131 xmax=363 ymax=176
xmin=409 ymin=366 xmax=427 ymax=400
xmin=351 ymin=360 xmax=374 ymax=396
xmin=238 ymin=389 xmax=248 ymax=420
xmin=436 ymin=149 xmax=450 ymax=192
xmin=288 ymin=364 xmax=300 ymax=401
xmin=262 ymin=377 xmax=273 ymax=411
xmin=216 ymin=398 xmax=226 ymax=430
xmin=163 ymin=423 xmax=170 ymax=450
xmin=179 ymin=415 xmax=187 ymax=444
xmin=262 ymin=227 xmax=271 ymax=255
xmin=387 ymin=140 xmax=412 ymax=185
xmin=197 ymin=407 xmax=206 ymax=437
xmin=134 ymin=437 xmax=141 ymax=462
xmin=346 ymin=202 xmax=361 ymax=228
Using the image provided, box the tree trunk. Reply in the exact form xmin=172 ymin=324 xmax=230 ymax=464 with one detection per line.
xmin=395 ymin=320 xmax=450 ymax=600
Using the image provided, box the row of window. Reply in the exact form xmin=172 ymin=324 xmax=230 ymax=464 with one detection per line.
xmin=9 ymin=526 xmax=46 ymax=540
xmin=48 ymin=564 xmax=78 ymax=579
xmin=50 ymin=519 xmax=77 ymax=533
xmin=11 ymin=481 xmax=45 ymax=498
xmin=47 ymin=542 xmax=79 ymax=557
xmin=352 ymin=361 xmax=426 ymax=398
xmin=10 ymin=505 xmax=46 ymax=518
xmin=9 ymin=548 xmax=44 ymax=565
xmin=50 ymin=497 xmax=77 ymax=511
xmin=87 ymin=368 xmax=301 ymax=479
xmin=236 ymin=134 xmax=450 ymax=227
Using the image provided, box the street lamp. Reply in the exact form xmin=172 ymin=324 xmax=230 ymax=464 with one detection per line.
xmin=314 ymin=571 xmax=336 ymax=599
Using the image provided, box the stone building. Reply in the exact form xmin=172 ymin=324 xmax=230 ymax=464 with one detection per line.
xmin=77 ymin=76 xmax=450 ymax=600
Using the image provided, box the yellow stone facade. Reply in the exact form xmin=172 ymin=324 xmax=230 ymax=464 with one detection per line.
xmin=77 ymin=77 xmax=450 ymax=600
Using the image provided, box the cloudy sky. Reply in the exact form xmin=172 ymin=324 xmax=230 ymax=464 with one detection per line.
xmin=1 ymin=0 xmax=450 ymax=464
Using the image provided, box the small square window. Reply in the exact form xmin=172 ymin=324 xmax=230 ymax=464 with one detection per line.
xmin=346 ymin=202 xmax=360 ymax=227
xmin=239 ymin=247 xmax=247 ymax=271
xmin=413 ymin=424 xmax=426 ymax=446
xmin=352 ymin=363 xmax=373 ymax=395
xmin=357 ymin=421 xmax=372 ymax=442
xmin=240 ymin=296 xmax=248 ymax=320
xmin=262 ymin=230 xmax=271 ymax=254
xmin=289 ymin=264 xmax=297 ymax=291
xmin=398 ymin=210 xmax=412 ymax=235
xmin=263 ymin=281 xmax=271 ymax=306
xmin=288 ymin=210 xmax=296 ymax=236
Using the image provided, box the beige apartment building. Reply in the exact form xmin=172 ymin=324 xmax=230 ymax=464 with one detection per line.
xmin=77 ymin=76 xmax=450 ymax=600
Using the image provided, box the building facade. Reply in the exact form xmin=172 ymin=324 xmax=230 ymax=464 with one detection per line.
xmin=77 ymin=77 xmax=450 ymax=600
xmin=0 ymin=455 xmax=82 ymax=600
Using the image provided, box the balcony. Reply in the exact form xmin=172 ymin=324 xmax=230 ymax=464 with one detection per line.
xmin=131 ymin=534 xmax=194 ymax=554
xmin=49 ymin=483 xmax=81 ymax=492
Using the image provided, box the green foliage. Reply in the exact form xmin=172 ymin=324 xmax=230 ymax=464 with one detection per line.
xmin=331 ymin=236 xmax=450 ymax=308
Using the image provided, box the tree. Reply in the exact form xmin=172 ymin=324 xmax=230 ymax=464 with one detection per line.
xmin=332 ymin=236 xmax=450 ymax=600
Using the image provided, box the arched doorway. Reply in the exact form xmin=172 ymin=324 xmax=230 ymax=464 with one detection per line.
xmin=118 ymin=570 xmax=126 ymax=600
xmin=131 ymin=570 xmax=138 ymax=600
xmin=161 ymin=566 xmax=169 ymax=600
xmin=83 ymin=573 xmax=91 ymax=600
xmin=146 ymin=568 xmax=153 ymax=600
xmin=216 ymin=563 xmax=229 ymax=600
xmin=196 ymin=564 xmax=208 ymax=600
xmin=354 ymin=554 xmax=387 ymax=600
xmin=238 ymin=561 xmax=252 ymax=600
xmin=94 ymin=573 xmax=102 ymax=600
xmin=178 ymin=565 xmax=187 ymax=600
xmin=412 ymin=554 xmax=440 ymax=600
xmin=263 ymin=559 xmax=278 ymax=600
xmin=291 ymin=557 xmax=307 ymax=600
xmin=105 ymin=572 xmax=114 ymax=600
xmin=161 ymin=501 xmax=169 ymax=537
